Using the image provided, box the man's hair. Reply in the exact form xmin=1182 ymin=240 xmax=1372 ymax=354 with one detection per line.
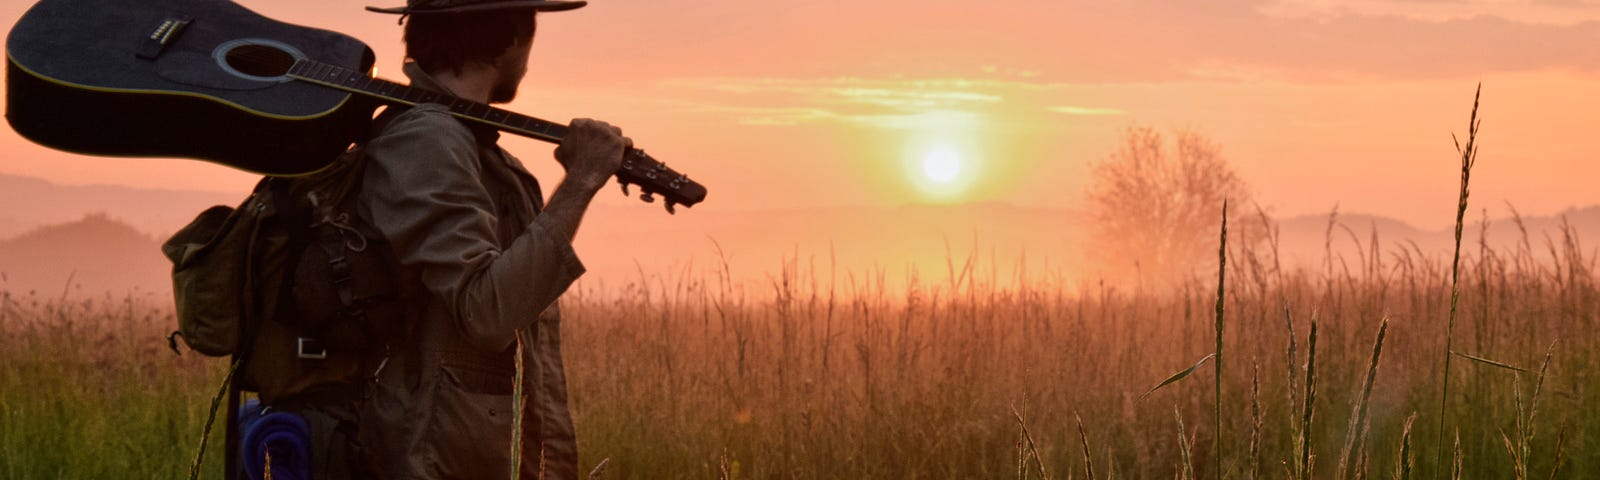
xmin=404 ymin=10 xmax=537 ymax=75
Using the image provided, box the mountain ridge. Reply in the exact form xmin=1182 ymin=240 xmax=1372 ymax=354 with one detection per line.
xmin=3 ymin=173 xmax=1598 ymax=294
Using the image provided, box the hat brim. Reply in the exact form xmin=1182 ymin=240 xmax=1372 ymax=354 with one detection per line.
xmin=366 ymin=0 xmax=586 ymax=14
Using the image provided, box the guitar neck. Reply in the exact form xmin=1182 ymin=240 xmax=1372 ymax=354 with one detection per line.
xmin=287 ymin=59 xmax=568 ymax=143
xmin=286 ymin=57 xmax=708 ymax=213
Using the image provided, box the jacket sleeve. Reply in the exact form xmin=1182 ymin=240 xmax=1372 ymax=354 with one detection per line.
xmin=358 ymin=104 xmax=585 ymax=352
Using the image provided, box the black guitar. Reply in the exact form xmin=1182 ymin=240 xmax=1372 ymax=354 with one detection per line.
xmin=6 ymin=0 xmax=706 ymax=212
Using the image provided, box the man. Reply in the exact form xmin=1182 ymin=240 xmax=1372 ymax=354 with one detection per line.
xmin=347 ymin=0 xmax=624 ymax=477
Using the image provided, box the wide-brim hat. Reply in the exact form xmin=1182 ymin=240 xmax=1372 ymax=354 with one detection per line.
xmin=366 ymin=0 xmax=586 ymax=15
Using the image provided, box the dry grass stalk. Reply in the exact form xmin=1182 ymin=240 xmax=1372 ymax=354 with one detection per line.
xmin=1451 ymin=431 xmax=1462 ymax=480
xmin=719 ymin=449 xmax=732 ymax=480
xmin=1176 ymin=406 xmax=1195 ymax=480
xmin=1297 ymin=317 xmax=1319 ymax=480
xmin=1395 ymin=413 xmax=1417 ymax=480
xmin=510 ymin=337 xmax=527 ymax=480
xmin=1498 ymin=429 xmax=1522 ymax=480
xmin=1249 ymin=362 xmax=1262 ymax=480
xmin=186 ymin=357 xmax=240 ymax=480
xmin=1436 ymin=82 xmax=1482 ymax=476
xmin=1214 ymin=200 xmax=1229 ymax=480
xmin=1547 ymin=421 xmax=1568 ymax=480
xmin=587 ymin=458 xmax=611 ymax=480
xmin=1012 ymin=405 xmax=1051 ymax=480
xmin=1018 ymin=425 xmax=1027 ymax=480
xmin=1284 ymin=305 xmax=1298 ymax=451
xmin=1338 ymin=318 xmax=1390 ymax=480
xmin=1451 ymin=351 xmax=1529 ymax=373
xmin=1523 ymin=342 xmax=1555 ymax=468
xmin=1504 ymin=340 xmax=1557 ymax=480
xmin=1077 ymin=413 xmax=1095 ymax=480
xmin=1142 ymin=354 xmax=1215 ymax=400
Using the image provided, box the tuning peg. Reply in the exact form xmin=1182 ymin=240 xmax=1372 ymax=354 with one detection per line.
xmin=665 ymin=201 xmax=677 ymax=215
xmin=640 ymin=191 xmax=656 ymax=203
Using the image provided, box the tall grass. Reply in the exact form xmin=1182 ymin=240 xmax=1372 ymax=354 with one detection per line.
xmin=0 ymin=221 xmax=1594 ymax=478
xmin=0 ymin=289 xmax=226 ymax=478
xmin=559 ymin=216 xmax=1591 ymax=478
xmin=1436 ymin=82 xmax=1482 ymax=479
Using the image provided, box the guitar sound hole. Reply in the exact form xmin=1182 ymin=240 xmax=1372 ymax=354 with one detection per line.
xmin=223 ymin=43 xmax=294 ymax=78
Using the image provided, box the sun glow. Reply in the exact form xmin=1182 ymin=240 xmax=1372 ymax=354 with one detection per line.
xmin=905 ymin=140 xmax=979 ymax=201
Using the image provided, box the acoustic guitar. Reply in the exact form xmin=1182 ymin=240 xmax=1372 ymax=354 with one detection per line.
xmin=6 ymin=0 xmax=706 ymax=212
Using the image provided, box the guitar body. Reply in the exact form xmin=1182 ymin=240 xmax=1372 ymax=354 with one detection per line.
xmin=6 ymin=0 xmax=377 ymax=176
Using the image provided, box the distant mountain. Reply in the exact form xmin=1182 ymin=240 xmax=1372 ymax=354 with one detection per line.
xmin=0 ymin=174 xmax=238 ymax=240
xmin=2 ymin=173 xmax=1598 ymax=294
xmin=0 ymin=213 xmax=168 ymax=297
xmin=1273 ymin=206 xmax=1600 ymax=268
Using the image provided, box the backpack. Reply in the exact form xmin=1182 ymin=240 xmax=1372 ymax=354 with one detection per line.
xmin=161 ymin=143 xmax=414 ymax=400
xmin=161 ymin=109 xmax=420 ymax=479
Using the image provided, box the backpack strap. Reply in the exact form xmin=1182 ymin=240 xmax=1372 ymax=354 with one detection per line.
xmin=227 ymin=180 xmax=281 ymax=480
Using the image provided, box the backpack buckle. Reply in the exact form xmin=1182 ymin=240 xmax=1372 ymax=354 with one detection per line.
xmin=297 ymin=337 xmax=328 ymax=360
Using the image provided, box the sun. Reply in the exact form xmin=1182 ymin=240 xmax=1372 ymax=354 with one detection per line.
xmin=905 ymin=142 xmax=978 ymax=201
xmin=922 ymin=147 xmax=962 ymax=184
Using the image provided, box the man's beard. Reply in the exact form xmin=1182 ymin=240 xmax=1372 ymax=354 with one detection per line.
xmin=489 ymin=73 xmax=520 ymax=103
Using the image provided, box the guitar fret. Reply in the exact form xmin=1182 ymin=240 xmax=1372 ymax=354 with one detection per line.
xmin=375 ymin=81 xmax=396 ymax=100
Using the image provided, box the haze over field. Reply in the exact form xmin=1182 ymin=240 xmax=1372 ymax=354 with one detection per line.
xmin=4 ymin=174 xmax=1598 ymax=297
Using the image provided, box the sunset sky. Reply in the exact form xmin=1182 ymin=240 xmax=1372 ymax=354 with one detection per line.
xmin=3 ymin=0 xmax=1598 ymax=229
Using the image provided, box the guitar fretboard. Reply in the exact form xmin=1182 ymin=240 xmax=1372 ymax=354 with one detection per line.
xmin=287 ymin=59 xmax=568 ymax=142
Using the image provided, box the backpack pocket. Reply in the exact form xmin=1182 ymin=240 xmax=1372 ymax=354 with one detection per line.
xmin=163 ymin=200 xmax=259 ymax=356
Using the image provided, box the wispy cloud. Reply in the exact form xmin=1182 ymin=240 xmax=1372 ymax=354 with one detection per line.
xmin=659 ymin=76 xmax=1101 ymax=128
xmin=1048 ymin=106 xmax=1128 ymax=117
xmin=1260 ymin=0 xmax=1600 ymax=25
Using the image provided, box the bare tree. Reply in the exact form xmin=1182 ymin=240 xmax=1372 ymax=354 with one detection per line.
xmin=1085 ymin=126 xmax=1257 ymax=285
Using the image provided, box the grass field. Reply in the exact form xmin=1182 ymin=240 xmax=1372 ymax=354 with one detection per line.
xmin=1 ymin=223 xmax=1594 ymax=478
xmin=1 ymin=100 xmax=1592 ymax=478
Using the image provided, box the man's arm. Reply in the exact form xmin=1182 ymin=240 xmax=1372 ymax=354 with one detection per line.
xmin=360 ymin=107 xmax=606 ymax=352
xmin=538 ymin=118 xmax=628 ymax=242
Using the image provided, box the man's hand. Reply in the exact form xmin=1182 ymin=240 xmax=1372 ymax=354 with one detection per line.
xmin=554 ymin=118 xmax=628 ymax=192
xmin=542 ymin=118 xmax=629 ymax=243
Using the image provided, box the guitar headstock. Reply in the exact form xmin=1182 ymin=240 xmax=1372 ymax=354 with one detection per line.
xmin=615 ymin=148 xmax=707 ymax=214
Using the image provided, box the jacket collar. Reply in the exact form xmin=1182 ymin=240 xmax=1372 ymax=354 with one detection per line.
xmin=402 ymin=62 xmax=502 ymax=146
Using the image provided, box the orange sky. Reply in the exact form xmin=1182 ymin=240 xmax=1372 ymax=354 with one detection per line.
xmin=3 ymin=0 xmax=1598 ymax=228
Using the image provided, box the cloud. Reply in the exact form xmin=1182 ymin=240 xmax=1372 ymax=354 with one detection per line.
xmin=660 ymin=77 xmax=1036 ymax=128
xmin=1048 ymin=106 xmax=1128 ymax=116
xmin=529 ymin=0 xmax=1600 ymax=86
xmin=1259 ymin=0 xmax=1600 ymax=25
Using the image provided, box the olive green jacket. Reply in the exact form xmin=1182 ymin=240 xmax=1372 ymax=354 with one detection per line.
xmin=352 ymin=62 xmax=584 ymax=479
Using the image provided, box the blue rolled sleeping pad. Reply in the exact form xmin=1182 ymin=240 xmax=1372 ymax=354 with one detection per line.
xmin=237 ymin=398 xmax=313 ymax=480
